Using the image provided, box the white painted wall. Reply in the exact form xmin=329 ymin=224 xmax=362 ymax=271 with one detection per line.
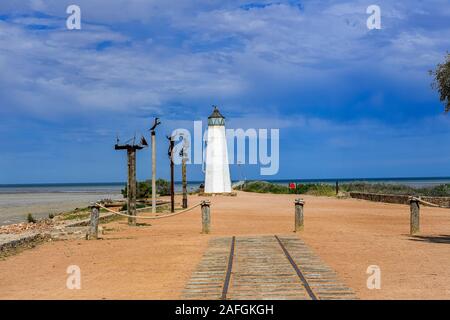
xmin=204 ymin=125 xmax=232 ymax=193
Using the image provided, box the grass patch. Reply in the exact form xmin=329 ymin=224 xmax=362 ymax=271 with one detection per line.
xmin=101 ymin=213 xmax=126 ymax=224
xmin=26 ymin=213 xmax=37 ymax=223
xmin=156 ymin=204 xmax=170 ymax=213
xmin=59 ymin=207 xmax=91 ymax=221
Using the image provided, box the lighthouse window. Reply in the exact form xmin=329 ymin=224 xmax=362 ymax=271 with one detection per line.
xmin=208 ymin=118 xmax=225 ymax=126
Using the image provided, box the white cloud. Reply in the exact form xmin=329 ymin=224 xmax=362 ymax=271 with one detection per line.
xmin=0 ymin=0 xmax=449 ymax=120
xmin=0 ymin=17 xmax=247 ymax=118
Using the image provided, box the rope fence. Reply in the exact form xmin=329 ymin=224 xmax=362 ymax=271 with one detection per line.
xmin=408 ymin=196 xmax=449 ymax=236
xmin=86 ymin=200 xmax=209 ymax=240
xmin=289 ymin=196 xmax=448 ymax=238
xmin=86 ymin=194 xmax=448 ymax=241
xmin=95 ymin=202 xmax=202 ymax=220
xmin=408 ymin=196 xmax=446 ymax=208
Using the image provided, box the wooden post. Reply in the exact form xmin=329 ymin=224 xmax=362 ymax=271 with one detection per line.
xmin=167 ymin=136 xmax=175 ymax=213
xmin=409 ymin=197 xmax=420 ymax=235
xmin=335 ymin=180 xmax=339 ymax=195
xmin=151 ymin=131 xmax=157 ymax=214
xmin=86 ymin=204 xmax=100 ymax=240
xmin=294 ymin=199 xmax=305 ymax=232
xmin=115 ymin=141 xmax=143 ymax=226
xmin=201 ymin=200 xmax=211 ymax=234
xmin=127 ymin=149 xmax=137 ymax=226
xmin=182 ymin=155 xmax=188 ymax=209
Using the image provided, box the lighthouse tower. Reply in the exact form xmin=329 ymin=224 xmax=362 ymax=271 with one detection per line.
xmin=204 ymin=106 xmax=232 ymax=193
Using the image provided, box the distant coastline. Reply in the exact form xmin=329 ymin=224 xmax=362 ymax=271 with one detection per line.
xmin=1 ymin=176 xmax=449 ymax=226
xmin=1 ymin=176 xmax=450 ymax=193
xmin=270 ymin=177 xmax=450 ymax=188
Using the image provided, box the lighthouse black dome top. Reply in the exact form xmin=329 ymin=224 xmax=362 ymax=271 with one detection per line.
xmin=208 ymin=106 xmax=225 ymax=126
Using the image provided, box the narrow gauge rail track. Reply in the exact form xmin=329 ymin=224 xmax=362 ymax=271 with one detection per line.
xmin=183 ymin=235 xmax=356 ymax=300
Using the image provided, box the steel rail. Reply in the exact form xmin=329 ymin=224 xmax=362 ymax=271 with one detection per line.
xmin=221 ymin=236 xmax=236 ymax=300
xmin=274 ymin=235 xmax=318 ymax=300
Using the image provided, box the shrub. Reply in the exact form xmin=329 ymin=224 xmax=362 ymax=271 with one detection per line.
xmin=242 ymin=181 xmax=338 ymax=196
xmin=340 ymin=182 xmax=450 ymax=197
xmin=305 ymin=184 xmax=335 ymax=196
xmin=27 ymin=213 xmax=37 ymax=223
xmin=237 ymin=180 xmax=450 ymax=197
xmin=121 ymin=179 xmax=171 ymax=199
xmin=290 ymin=184 xmax=311 ymax=194
xmin=425 ymin=184 xmax=450 ymax=197
xmin=241 ymin=181 xmax=290 ymax=194
xmin=155 ymin=179 xmax=170 ymax=196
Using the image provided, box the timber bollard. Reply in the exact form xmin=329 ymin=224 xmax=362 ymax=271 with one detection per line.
xmin=201 ymin=200 xmax=211 ymax=234
xmin=409 ymin=197 xmax=420 ymax=235
xmin=294 ymin=199 xmax=305 ymax=232
xmin=86 ymin=204 xmax=100 ymax=240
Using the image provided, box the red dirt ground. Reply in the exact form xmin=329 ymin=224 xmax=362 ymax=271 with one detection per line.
xmin=1 ymin=192 xmax=450 ymax=299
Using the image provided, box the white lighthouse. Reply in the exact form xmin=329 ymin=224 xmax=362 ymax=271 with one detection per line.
xmin=204 ymin=106 xmax=232 ymax=193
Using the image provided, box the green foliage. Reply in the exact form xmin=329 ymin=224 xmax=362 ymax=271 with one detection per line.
xmin=241 ymin=181 xmax=290 ymax=194
xmin=292 ymin=184 xmax=311 ymax=194
xmin=430 ymin=53 xmax=450 ymax=112
xmin=340 ymin=182 xmax=415 ymax=195
xmin=304 ymin=184 xmax=336 ymax=196
xmin=241 ymin=181 xmax=450 ymax=198
xmin=240 ymin=180 xmax=450 ymax=198
xmin=137 ymin=181 xmax=152 ymax=199
xmin=155 ymin=179 xmax=170 ymax=196
xmin=27 ymin=213 xmax=36 ymax=223
xmin=60 ymin=208 xmax=90 ymax=221
xmin=121 ymin=179 xmax=171 ymax=199
xmin=428 ymin=184 xmax=450 ymax=196
xmin=341 ymin=182 xmax=450 ymax=197
xmin=241 ymin=181 xmax=335 ymax=196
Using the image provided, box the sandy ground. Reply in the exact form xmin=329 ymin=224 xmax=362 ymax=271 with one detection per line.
xmin=0 ymin=192 xmax=121 ymax=226
xmin=1 ymin=191 xmax=450 ymax=300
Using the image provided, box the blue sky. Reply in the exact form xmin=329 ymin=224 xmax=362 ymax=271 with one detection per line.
xmin=0 ymin=0 xmax=450 ymax=184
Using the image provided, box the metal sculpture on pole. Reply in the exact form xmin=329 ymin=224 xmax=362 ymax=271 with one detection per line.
xmin=115 ymin=135 xmax=147 ymax=225
xmin=179 ymin=134 xmax=189 ymax=209
xmin=167 ymin=135 xmax=175 ymax=213
xmin=149 ymin=118 xmax=161 ymax=213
